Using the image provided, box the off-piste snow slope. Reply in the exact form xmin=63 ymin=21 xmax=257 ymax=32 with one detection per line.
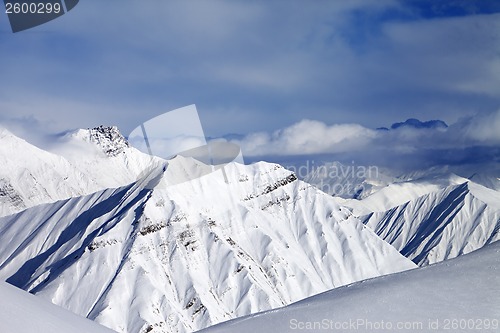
xmin=0 ymin=152 xmax=416 ymax=333
xmin=198 ymin=241 xmax=500 ymax=333
xmin=338 ymin=173 xmax=500 ymax=266
xmin=0 ymin=127 xmax=100 ymax=217
xmin=0 ymin=280 xmax=116 ymax=333
xmin=0 ymin=126 xmax=161 ymax=217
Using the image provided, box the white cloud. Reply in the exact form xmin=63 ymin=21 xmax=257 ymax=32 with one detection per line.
xmin=237 ymin=119 xmax=376 ymax=156
xmin=236 ymin=110 xmax=500 ymax=162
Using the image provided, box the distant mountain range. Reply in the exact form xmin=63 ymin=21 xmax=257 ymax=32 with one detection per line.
xmin=302 ymin=159 xmax=500 ymax=266
xmin=0 ymin=125 xmax=497 ymax=333
xmin=376 ymin=118 xmax=448 ymax=131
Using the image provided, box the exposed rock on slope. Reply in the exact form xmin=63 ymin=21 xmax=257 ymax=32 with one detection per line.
xmin=0 ymin=157 xmax=415 ymax=333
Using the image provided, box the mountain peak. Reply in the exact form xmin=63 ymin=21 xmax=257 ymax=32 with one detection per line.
xmin=391 ymin=118 xmax=448 ymax=130
xmin=0 ymin=127 xmax=9 ymax=137
xmin=73 ymin=126 xmax=130 ymax=157
xmin=0 ymin=127 xmax=21 ymax=141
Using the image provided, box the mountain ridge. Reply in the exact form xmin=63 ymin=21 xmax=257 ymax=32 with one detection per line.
xmin=0 ymin=155 xmax=416 ymax=333
xmin=1 ymin=125 xmax=497 ymax=333
xmin=0 ymin=126 xmax=162 ymax=217
xmin=358 ymin=180 xmax=500 ymax=266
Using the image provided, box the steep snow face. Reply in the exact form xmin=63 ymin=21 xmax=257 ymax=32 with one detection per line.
xmin=0 ymin=157 xmax=415 ymax=333
xmin=199 ymin=241 xmax=500 ymax=333
xmin=0 ymin=128 xmax=102 ymax=217
xmin=0 ymin=281 xmax=117 ymax=333
xmin=0 ymin=126 xmax=163 ymax=217
xmin=359 ymin=181 xmax=500 ymax=266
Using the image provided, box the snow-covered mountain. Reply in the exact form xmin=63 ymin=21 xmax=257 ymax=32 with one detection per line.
xmin=199 ymin=240 xmax=500 ymax=333
xmin=334 ymin=172 xmax=500 ymax=266
xmin=0 ymin=126 xmax=161 ymax=217
xmin=469 ymin=172 xmax=500 ymax=192
xmin=0 ymin=127 xmax=100 ymax=217
xmin=0 ymin=281 xmax=116 ymax=333
xmin=359 ymin=181 xmax=500 ymax=266
xmin=51 ymin=126 xmax=163 ymax=189
xmin=2 ymin=125 xmax=495 ymax=333
xmin=0 ymin=155 xmax=416 ymax=333
xmin=337 ymin=171 xmax=470 ymax=217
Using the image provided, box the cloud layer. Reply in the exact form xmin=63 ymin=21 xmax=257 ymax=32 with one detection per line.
xmin=235 ymin=110 xmax=500 ymax=172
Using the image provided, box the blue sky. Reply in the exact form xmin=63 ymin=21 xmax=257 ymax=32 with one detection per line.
xmin=0 ymin=0 xmax=499 ymax=171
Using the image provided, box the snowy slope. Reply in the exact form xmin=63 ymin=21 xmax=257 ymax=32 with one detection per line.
xmin=0 ymin=157 xmax=415 ymax=333
xmin=0 ymin=126 xmax=162 ymax=217
xmin=0 ymin=128 xmax=102 ymax=217
xmin=357 ymin=180 xmax=500 ymax=266
xmin=199 ymin=240 xmax=500 ymax=333
xmin=469 ymin=172 xmax=500 ymax=192
xmin=50 ymin=126 xmax=164 ymax=189
xmin=0 ymin=281 xmax=116 ymax=333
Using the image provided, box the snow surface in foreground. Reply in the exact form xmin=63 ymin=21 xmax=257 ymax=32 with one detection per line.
xmin=0 ymin=281 xmax=116 ymax=333
xmin=199 ymin=241 xmax=500 ymax=333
